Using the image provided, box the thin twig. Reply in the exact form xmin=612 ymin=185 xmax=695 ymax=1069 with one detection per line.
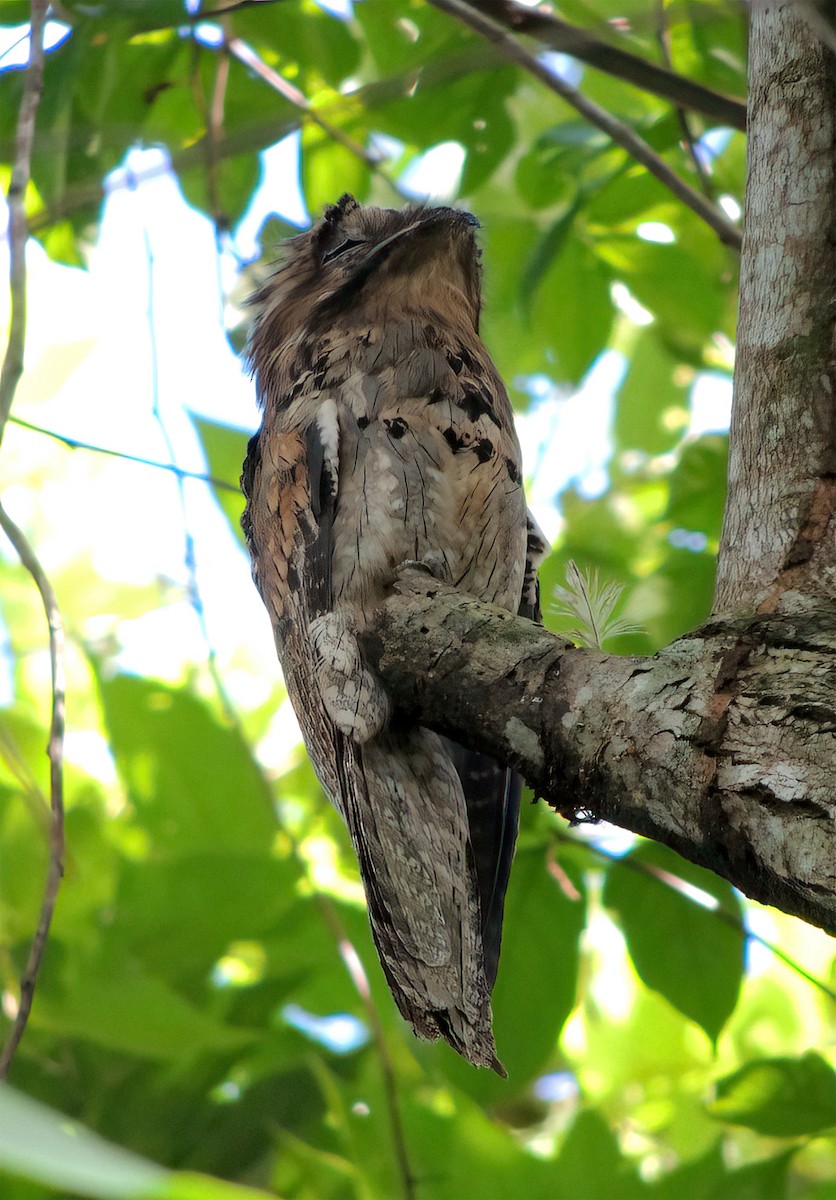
xmin=208 ymin=51 xmax=231 ymax=229
xmin=468 ymin=0 xmax=747 ymax=130
xmin=189 ymin=7 xmax=233 ymax=233
xmin=317 ymin=897 xmax=416 ymax=1200
xmin=274 ymin=811 xmax=417 ymax=1200
xmin=655 ymin=0 xmax=716 ymax=200
xmin=0 ymin=1 xmax=64 ymax=1080
xmin=8 ymin=415 xmax=241 ymax=493
xmin=0 ymin=2 xmax=48 ymax=445
xmin=224 ymin=37 xmax=411 ymax=203
xmin=0 ymin=507 xmax=65 ymax=1078
xmin=430 ymin=0 xmax=742 ymax=251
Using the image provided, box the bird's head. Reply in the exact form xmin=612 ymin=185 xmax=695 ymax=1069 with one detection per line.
xmin=247 ymin=194 xmax=484 ymax=374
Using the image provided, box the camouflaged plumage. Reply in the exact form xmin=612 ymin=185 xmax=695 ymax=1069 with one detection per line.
xmin=242 ymin=195 xmax=545 ymax=1071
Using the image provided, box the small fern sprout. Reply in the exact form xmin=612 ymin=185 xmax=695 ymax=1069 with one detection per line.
xmin=551 ymin=559 xmax=643 ymax=650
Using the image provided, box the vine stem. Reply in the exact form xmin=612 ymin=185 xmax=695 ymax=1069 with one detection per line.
xmin=0 ymin=1 xmax=67 ymax=1079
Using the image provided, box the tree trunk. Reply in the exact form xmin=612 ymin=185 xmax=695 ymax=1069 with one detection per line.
xmin=363 ymin=0 xmax=836 ymax=933
xmin=714 ymin=0 xmax=836 ymax=615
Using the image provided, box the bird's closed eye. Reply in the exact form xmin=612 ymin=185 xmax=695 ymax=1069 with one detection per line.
xmin=322 ymin=237 xmax=365 ymax=264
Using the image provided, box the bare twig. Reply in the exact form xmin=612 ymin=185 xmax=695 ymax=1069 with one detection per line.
xmin=317 ymin=898 xmax=416 ymax=1200
xmin=0 ymin=1 xmax=64 ymax=1080
xmin=123 ymin=0 xmax=749 ymax=132
xmin=0 ymin=2 xmax=48 ymax=445
xmin=208 ymin=50 xmax=231 ymax=229
xmin=429 ymin=0 xmax=743 ymax=251
xmin=273 ymin=811 xmax=417 ymax=1200
xmin=8 ymin=415 xmax=241 ymax=493
xmin=0 ymin=506 xmax=65 ymax=1078
xmin=224 ymin=37 xmax=410 ymax=202
xmin=469 ymin=0 xmax=747 ymax=130
xmin=188 ymin=6 xmax=232 ymax=233
xmin=655 ymin=0 xmax=716 ymax=200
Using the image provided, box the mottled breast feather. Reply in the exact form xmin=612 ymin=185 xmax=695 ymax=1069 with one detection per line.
xmin=241 ymin=195 xmax=546 ymax=1072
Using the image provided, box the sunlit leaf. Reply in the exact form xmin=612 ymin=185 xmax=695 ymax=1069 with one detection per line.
xmin=97 ymin=673 xmax=276 ymax=855
xmin=708 ymin=1054 xmax=836 ymax=1137
xmin=0 ymin=1085 xmax=275 ymax=1199
xmin=603 ymin=842 xmax=745 ymax=1042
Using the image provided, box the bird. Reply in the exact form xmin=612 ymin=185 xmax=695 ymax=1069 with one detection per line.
xmin=241 ymin=194 xmax=545 ymax=1072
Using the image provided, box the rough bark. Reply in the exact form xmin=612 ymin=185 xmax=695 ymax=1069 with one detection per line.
xmin=714 ymin=0 xmax=836 ymax=616
xmin=363 ymin=568 xmax=836 ymax=935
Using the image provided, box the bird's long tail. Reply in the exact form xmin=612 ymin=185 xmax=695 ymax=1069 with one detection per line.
xmin=339 ymin=723 xmax=503 ymax=1072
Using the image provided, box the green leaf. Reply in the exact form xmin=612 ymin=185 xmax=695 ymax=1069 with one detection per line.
xmin=61 ymin=0 xmax=185 ymax=27
xmin=708 ymin=1054 xmax=836 ymax=1137
xmin=96 ymin=674 xmax=276 ymax=856
xmin=515 ymin=122 xmax=610 ymax=210
xmin=35 ymin=945 xmax=253 ymax=1059
xmin=114 ymin=852 xmax=301 ymax=979
xmin=233 ymin=3 xmax=362 ymax=88
xmin=555 ymin=1110 xmax=646 ymax=1200
xmin=531 ymin=235 xmax=614 ymax=384
xmin=0 ymin=1086 xmax=275 ymax=1199
xmin=188 ymin=414 xmax=249 ymax=548
xmin=520 ymin=196 xmax=584 ymax=313
xmin=650 ymin=1142 xmax=798 ymax=1200
xmin=665 ymin=434 xmax=729 ymax=539
xmin=0 ymin=1084 xmax=163 ymax=1200
xmin=491 ymin=845 xmax=586 ymax=1085
xmin=649 ymin=1141 xmax=727 ymax=1200
xmin=0 ymin=3 xmax=32 ymax=21
xmin=598 ymin=238 xmax=724 ymax=353
xmin=403 ymin=1082 xmax=557 ymax=1200
xmin=652 ymin=546 xmax=718 ymax=641
xmin=615 ymin=327 xmax=690 ymax=455
xmin=300 ymin=130 xmax=371 ymax=223
xmin=353 ymin=0 xmax=468 ymax=75
xmin=40 ymin=220 xmax=84 ymax=267
xmin=710 ymin=1151 xmax=796 ymax=1200
xmin=603 ymin=842 xmax=744 ymax=1042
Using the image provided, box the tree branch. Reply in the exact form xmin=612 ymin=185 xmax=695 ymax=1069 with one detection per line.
xmin=428 ymin=0 xmax=742 ymax=251
xmin=468 ymin=0 xmax=747 ymax=130
xmin=362 ymin=567 xmax=836 ymax=936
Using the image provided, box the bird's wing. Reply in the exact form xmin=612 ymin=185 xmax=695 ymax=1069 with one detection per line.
xmin=242 ymin=385 xmax=501 ymax=1071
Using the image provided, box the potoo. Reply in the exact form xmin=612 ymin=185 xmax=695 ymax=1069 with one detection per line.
xmin=242 ymin=194 xmax=545 ymax=1072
